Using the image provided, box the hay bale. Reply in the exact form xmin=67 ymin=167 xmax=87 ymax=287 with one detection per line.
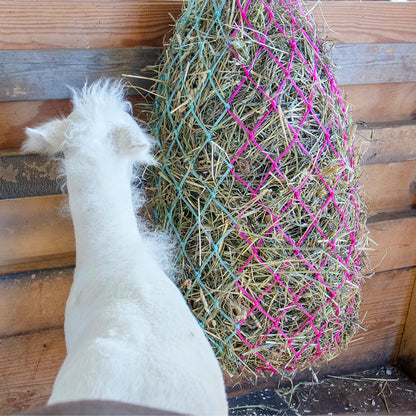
xmin=143 ymin=0 xmax=368 ymax=376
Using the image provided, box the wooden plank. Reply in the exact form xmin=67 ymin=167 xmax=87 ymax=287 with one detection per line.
xmin=0 ymin=327 xmax=66 ymax=415
xmin=2 ymin=122 xmax=416 ymax=215
xmin=6 ymin=120 xmax=413 ymax=165
xmin=0 ymin=1 xmax=413 ymax=50
xmin=0 ymin=254 xmax=76 ymax=277
xmin=2 ymin=153 xmax=415 ymax=214
xmin=0 ymin=268 xmax=73 ymax=338
xmin=0 ymin=195 xmax=75 ymax=275
xmin=0 ymin=196 xmax=414 ymax=276
xmin=368 ymin=211 xmax=416 ymax=274
xmin=0 ymin=48 xmax=159 ymax=102
xmin=312 ymin=1 xmax=416 ymax=44
xmin=397 ymin=274 xmax=416 ymax=380
xmin=1 ymin=41 xmax=415 ymax=102
xmin=1 ymin=100 xmax=416 ymax=156
xmin=1 ymin=267 xmax=413 ymax=413
xmin=333 ymin=43 xmax=416 ymax=85
xmin=0 ymin=154 xmax=62 ymax=199
xmin=358 ymin=121 xmax=416 ymax=165
xmin=361 ymin=160 xmax=416 ymax=214
xmin=0 ymin=0 xmax=182 ymax=50
xmin=344 ymin=82 xmax=416 ymax=123
xmin=4 ymin=264 xmax=406 ymax=354
xmin=0 ymin=99 xmax=72 ymax=150
xmin=0 ymin=96 xmax=144 ymax=151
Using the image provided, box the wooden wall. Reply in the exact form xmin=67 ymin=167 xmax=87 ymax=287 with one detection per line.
xmin=0 ymin=1 xmax=415 ymax=413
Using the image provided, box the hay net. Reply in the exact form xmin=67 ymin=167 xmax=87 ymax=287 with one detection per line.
xmin=147 ymin=0 xmax=367 ymax=376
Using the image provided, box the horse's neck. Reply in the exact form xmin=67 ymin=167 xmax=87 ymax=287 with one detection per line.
xmin=64 ymin=153 xmax=142 ymax=268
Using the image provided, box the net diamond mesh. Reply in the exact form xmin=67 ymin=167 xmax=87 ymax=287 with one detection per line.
xmin=145 ymin=0 xmax=367 ymax=376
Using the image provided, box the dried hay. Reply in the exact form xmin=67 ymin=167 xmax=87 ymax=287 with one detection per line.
xmin=131 ymin=0 xmax=369 ymax=377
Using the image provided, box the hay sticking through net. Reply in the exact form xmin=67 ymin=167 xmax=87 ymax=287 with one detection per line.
xmin=145 ymin=0 xmax=368 ymax=376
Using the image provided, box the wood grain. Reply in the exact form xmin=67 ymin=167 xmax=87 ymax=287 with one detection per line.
xmin=343 ymin=82 xmax=416 ymax=123
xmin=0 ymin=327 xmax=66 ymax=415
xmin=0 ymin=195 xmax=414 ymax=277
xmin=1 ymin=267 xmax=414 ymax=414
xmin=312 ymin=1 xmax=416 ymax=44
xmin=0 ymin=195 xmax=75 ymax=275
xmin=358 ymin=122 xmax=416 ymax=165
xmin=0 ymin=48 xmax=158 ymax=102
xmin=368 ymin=212 xmax=416 ymax=274
xmin=0 ymin=268 xmax=73 ymax=338
xmin=397 ymin=273 xmax=416 ymax=380
xmin=0 ymin=254 xmax=76 ymax=277
xmin=2 ymin=152 xmax=415 ymax=213
xmin=0 ymin=154 xmax=61 ymax=199
xmin=0 ymin=1 xmax=414 ymax=50
xmin=362 ymin=160 xmax=416 ymax=214
xmin=1 ymin=43 xmax=415 ymax=102
xmin=333 ymin=43 xmax=416 ymax=85
xmin=0 ymin=99 xmax=72 ymax=150
xmin=2 ymin=104 xmax=416 ymax=155
xmin=0 ymin=97 xmax=144 ymax=150
xmin=0 ymin=0 xmax=182 ymax=50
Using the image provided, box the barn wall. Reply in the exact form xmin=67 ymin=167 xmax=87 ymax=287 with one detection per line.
xmin=0 ymin=0 xmax=415 ymax=413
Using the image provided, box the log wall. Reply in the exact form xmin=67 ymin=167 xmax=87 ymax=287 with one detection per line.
xmin=0 ymin=1 xmax=415 ymax=413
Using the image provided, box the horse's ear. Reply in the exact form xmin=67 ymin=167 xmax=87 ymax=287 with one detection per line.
xmin=22 ymin=119 xmax=68 ymax=155
xmin=112 ymin=122 xmax=158 ymax=166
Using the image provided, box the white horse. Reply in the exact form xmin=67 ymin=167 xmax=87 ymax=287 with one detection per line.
xmin=22 ymin=79 xmax=228 ymax=416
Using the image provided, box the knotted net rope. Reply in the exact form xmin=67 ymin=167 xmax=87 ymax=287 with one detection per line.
xmin=148 ymin=0 xmax=367 ymax=375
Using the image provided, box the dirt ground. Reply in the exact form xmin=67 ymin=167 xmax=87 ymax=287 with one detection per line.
xmin=278 ymin=366 xmax=416 ymax=415
xmin=229 ymin=367 xmax=416 ymax=415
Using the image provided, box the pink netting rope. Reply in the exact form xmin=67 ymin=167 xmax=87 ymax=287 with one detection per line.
xmin=227 ymin=0 xmax=361 ymax=372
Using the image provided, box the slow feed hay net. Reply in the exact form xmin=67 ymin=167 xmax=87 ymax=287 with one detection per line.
xmin=145 ymin=0 xmax=367 ymax=375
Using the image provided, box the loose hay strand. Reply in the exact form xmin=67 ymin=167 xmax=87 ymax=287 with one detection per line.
xmin=136 ymin=0 xmax=369 ymax=377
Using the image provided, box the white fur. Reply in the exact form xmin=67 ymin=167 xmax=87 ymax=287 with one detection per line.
xmin=22 ymin=79 xmax=228 ymax=415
